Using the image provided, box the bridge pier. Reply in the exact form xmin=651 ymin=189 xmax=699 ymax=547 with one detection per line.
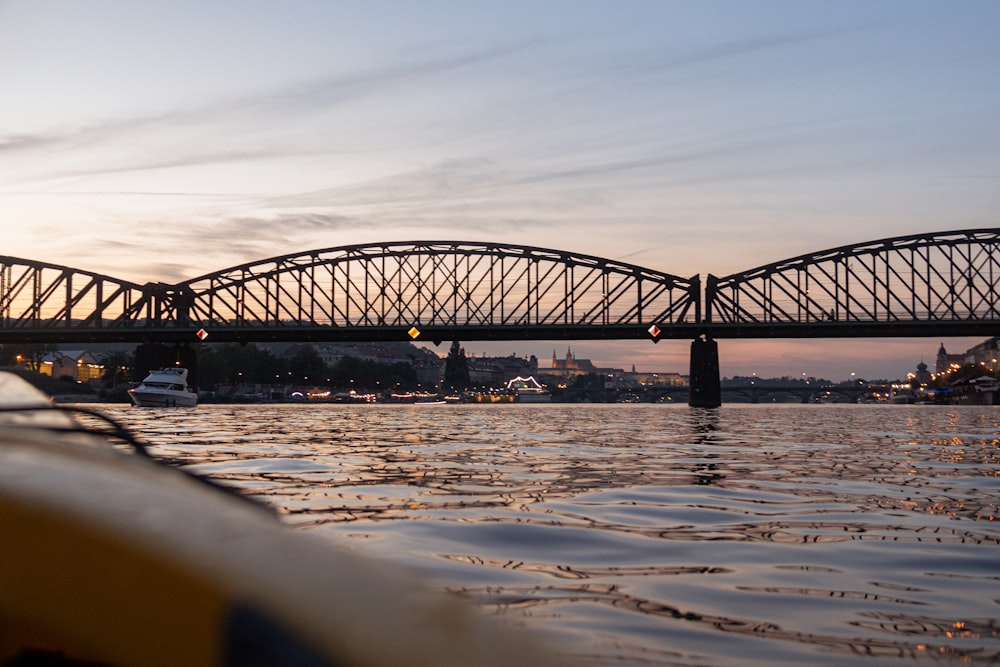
xmin=134 ymin=343 xmax=199 ymax=390
xmin=688 ymin=336 xmax=721 ymax=408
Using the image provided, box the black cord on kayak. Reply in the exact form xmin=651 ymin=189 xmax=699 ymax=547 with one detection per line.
xmin=0 ymin=404 xmax=152 ymax=457
xmin=0 ymin=404 xmax=276 ymax=515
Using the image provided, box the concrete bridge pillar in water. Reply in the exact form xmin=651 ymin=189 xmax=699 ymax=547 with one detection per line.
xmin=688 ymin=335 xmax=721 ymax=408
xmin=134 ymin=343 xmax=199 ymax=390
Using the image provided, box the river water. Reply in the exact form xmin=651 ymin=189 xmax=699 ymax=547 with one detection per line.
xmin=96 ymin=403 xmax=999 ymax=666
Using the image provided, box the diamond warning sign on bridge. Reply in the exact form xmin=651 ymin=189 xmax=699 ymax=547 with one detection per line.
xmin=407 ymin=326 xmax=421 ymax=340
xmin=647 ymin=324 xmax=661 ymax=338
xmin=196 ymin=328 xmax=209 ymax=340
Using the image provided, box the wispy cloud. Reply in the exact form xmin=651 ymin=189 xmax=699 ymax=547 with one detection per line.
xmin=255 ymin=40 xmax=538 ymax=114
xmin=0 ymin=39 xmax=537 ymax=186
xmin=28 ymin=211 xmax=272 ymax=279
xmin=643 ymin=28 xmax=847 ymax=72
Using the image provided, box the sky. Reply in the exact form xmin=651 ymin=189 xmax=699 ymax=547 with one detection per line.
xmin=2 ymin=1 xmax=998 ymax=381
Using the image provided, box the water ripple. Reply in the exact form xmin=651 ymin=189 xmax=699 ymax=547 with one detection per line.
xmin=96 ymin=403 xmax=1000 ymax=666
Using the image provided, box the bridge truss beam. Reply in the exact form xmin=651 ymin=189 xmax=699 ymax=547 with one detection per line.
xmin=0 ymin=243 xmax=700 ymax=344
xmin=176 ymin=241 xmax=699 ymax=341
xmin=2 ymin=230 xmax=998 ymax=345
xmin=705 ymin=228 xmax=1000 ymax=338
xmin=0 ymin=256 xmax=153 ymax=343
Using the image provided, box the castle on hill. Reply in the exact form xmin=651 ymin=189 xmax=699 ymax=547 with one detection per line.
xmin=550 ymin=347 xmax=599 ymax=375
xmin=545 ymin=347 xmax=685 ymax=387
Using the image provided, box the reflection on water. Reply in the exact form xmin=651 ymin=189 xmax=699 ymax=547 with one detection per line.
xmin=99 ymin=404 xmax=1000 ymax=666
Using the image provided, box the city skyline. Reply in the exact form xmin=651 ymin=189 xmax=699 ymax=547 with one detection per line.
xmin=430 ymin=337 xmax=976 ymax=383
xmin=2 ymin=1 xmax=997 ymax=380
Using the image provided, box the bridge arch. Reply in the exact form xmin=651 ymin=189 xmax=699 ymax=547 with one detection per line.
xmin=177 ymin=241 xmax=699 ymax=342
xmin=705 ymin=228 xmax=1000 ymax=338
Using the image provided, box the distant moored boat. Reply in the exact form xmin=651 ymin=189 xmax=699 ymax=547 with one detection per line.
xmin=506 ymin=376 xmax=552 ymax=403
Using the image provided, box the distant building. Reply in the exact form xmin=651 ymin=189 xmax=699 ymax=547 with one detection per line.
xmin=937 ymin=338 xmax=1000 ymax=375
xmin=632 ymin=371 xmax=687 ymax=387
xmin=466 ymin=354 xmax=538 ymax=387
xmin=950 ymin=375 xmax=998 ymax=405
xmin=38 ymin=350 xmax=103 ymax=382
xmin=551 ymin=347 xmax=597 ymax=374
xmin=965 ymin=336 xmax=1000 ymax=371
xmin=544 ymin=347 xmax=626 ymax=381
xmin=545 ymin=348 xmax=601 ymax=377
xmin=935 ymin=343 xmax=967 ymax=374
xmin=913 ymin=360 xmax=932 ymax=386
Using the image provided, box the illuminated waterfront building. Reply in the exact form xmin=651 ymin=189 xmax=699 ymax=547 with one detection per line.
xmin=936 ymin=337 xmax=1000 ymax=375
xmin=37 ymin=350 xmax=103 ymax=382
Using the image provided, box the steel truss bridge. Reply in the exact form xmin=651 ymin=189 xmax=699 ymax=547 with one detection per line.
xmin=1 ymin=229 xmax=998 ymax=345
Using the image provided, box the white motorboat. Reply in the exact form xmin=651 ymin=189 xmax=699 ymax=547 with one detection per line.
xmin=128 ymin=367 xmax=198 ymax=407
